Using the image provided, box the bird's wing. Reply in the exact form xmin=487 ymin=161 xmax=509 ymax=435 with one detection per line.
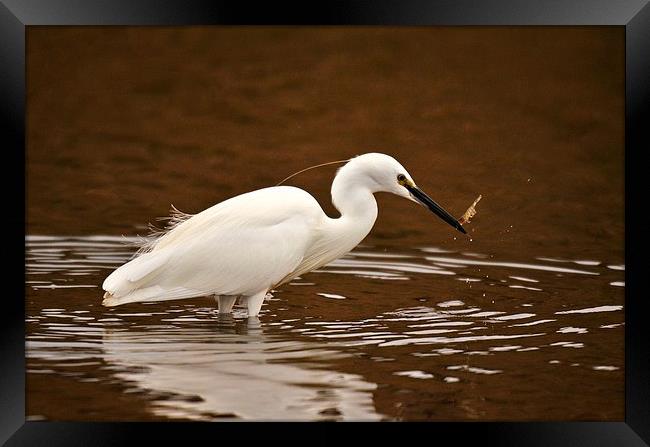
xmin=274 ymin=220 xmax=360 ymax=287
xmin=103 ymin=187 xmax=322 ymax=304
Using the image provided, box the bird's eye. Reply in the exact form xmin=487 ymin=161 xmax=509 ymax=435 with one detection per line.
xmin=397 ymin=174 xmax=407 ymax=183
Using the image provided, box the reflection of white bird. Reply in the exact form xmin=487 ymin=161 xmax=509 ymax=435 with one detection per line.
xmin=100 ymin=321 xmax=381 ymax=420
xmin=102 ymin=153 xmax=466 ymax=316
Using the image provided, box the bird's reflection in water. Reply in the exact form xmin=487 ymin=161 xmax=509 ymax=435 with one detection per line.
xmin=100 ymin=314 xmax=381 ymax=420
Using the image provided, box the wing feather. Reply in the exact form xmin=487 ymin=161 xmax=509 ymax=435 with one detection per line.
xmin=274 ymin=221 xmax=359 ymax=287
xmin=103 ymin=187 xmax=322 ymax=305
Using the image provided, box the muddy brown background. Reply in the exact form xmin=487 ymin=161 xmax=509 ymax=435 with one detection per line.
xmin=27 ymin=27 xmax=623 ymax=261
xmin=26 ymin=27 xmax=624 ymax=421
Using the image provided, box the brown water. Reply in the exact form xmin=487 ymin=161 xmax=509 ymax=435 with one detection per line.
xmin=26 ymin=27 xmax=624 ymax=421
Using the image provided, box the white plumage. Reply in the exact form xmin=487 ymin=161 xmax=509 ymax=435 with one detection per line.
xmin=102 ymin=153 xmax=466 ymax=316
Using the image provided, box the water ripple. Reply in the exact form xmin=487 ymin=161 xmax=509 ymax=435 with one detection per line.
xmin=26 ymin=235 xmax=625 ymax=421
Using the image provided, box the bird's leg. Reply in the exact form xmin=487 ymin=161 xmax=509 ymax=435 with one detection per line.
xmin=215 ymin=295 xmax=237 ymax=314
xmin=246 ymin=290 xmax=267 ymax=317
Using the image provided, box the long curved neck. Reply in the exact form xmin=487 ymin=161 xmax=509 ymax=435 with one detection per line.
xmin=282 ymin=160 xmax=381 ymax=278
xmin=328 ymin=164 xmax=379 ymax=240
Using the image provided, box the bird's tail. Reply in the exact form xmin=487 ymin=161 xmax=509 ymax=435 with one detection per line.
xmin=102 ymin=249 xmax=169 ymax=305
xmin=101 ymin=287 xmax=160 ymax=307
xmin=102 ymin=286 xmax=203 ymax=307
xmin=102 ymin=292 xmax=123 ymax=307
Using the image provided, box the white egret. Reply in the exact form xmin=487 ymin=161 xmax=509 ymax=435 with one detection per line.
xmin=102 ymin=153 xmax=467 ymax=316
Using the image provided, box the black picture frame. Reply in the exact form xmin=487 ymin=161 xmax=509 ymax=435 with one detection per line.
xmin=2 ymin=0 xmax=648 ymax=445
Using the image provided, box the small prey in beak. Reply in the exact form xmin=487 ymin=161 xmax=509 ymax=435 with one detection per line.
xmin=403 ymin=183 xmax=467 ymax=234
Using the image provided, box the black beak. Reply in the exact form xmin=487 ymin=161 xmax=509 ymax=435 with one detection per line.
xmin=405 ymin=184 xmax=467 ymax=235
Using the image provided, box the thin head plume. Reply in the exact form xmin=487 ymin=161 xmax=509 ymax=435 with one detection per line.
xmin=276 ymin=159 xmax=350 ymax=186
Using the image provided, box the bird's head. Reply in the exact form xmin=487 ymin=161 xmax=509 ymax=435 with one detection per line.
xmin=340 ymin=153 xmax=467 ymax=235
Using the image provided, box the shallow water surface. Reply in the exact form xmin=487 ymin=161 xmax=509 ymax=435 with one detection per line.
xmin=26 ymin=27 xmax=624 ymax=421
xmin=26 ymin=235 xmax=624 ymax=420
